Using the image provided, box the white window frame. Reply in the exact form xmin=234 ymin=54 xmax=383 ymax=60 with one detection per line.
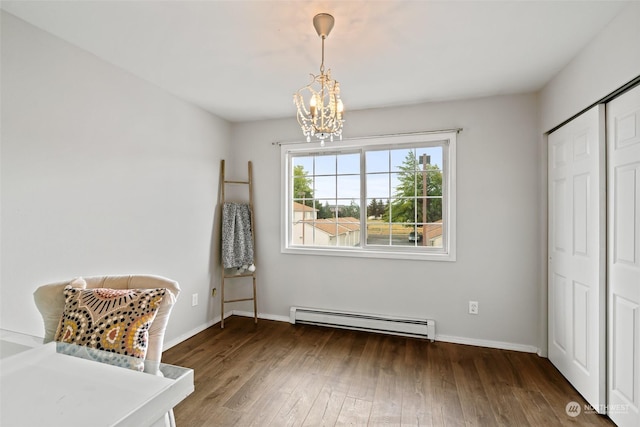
xmin=281 ymin=131 xmax=457 ymax=261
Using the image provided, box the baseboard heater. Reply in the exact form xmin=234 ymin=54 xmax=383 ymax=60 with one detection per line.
xmin=289 ymin=306 xmax=435 ymax=341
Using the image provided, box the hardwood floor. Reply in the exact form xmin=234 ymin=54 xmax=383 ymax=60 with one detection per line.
xmin=162 ymin=316 xmax=615 ymax=426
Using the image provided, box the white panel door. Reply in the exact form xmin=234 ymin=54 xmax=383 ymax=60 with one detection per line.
xmin=607 ymin=84 xmax=640 ymax=427
xmin=548 ymin=105 xmax=606 ymax=412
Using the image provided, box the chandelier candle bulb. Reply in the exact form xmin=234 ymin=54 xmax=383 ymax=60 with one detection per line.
xmin=310 ymin=96 xmax=316 ymax=117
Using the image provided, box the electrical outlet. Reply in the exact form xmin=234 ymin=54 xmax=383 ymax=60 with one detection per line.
xmin=192 ymin=293 xmax=198 ymax=307
xmin=469 ymin=301 xmax=479 ymax=315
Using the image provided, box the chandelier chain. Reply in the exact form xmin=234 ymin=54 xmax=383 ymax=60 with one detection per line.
xmin=320 ymin=36 xmax=326 ymax=75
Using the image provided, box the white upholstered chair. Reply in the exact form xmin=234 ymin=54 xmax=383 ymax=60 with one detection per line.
xmin=33 ymin=274 xmax=181 ymax=427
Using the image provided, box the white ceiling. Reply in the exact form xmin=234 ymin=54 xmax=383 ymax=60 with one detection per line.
xmin=1 ymin=0 xmax=631 ymax=122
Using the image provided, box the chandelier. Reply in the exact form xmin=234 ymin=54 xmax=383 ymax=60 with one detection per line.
xmin=294 ymin=13 xmax=344 ymax=145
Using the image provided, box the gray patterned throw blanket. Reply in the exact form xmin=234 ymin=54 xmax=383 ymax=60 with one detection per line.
xmin=221 ymin=202 xmax=254 ymax=268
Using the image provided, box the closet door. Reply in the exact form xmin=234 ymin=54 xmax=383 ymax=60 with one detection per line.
xmin=607 ymin=84 xmax=640 ymax=427
xmin=548 ymin=105 xmax=606 ymax=412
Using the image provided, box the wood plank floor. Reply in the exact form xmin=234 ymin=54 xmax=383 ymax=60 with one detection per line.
xmin=162 ymin=316 xmax=615 ymax=426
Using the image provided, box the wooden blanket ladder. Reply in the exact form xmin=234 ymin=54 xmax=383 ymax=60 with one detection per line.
xmin=220 ymin=159 xmax=257 ymax=328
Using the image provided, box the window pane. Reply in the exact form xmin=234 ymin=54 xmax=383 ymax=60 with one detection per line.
xmin=340 ymin=217 xmax=361 ymax=246
xmin=391 ymin=171 xmax=419 ymax=198
xmin=314 ymin=175 xmax=336 ymax=198
xmin=390 ymin=173 xmax=401 ymax=194
xmin=337 ymin=175 xmax=360 ymax=199
xmin=387 ymin=197 xmax=418 ymax=223
xmin=391 ymin=148 xmax=413 ymax=172
xmin=405 ymin=224 xmax=423 ymax=247
xmin=291 ymin=219 xmax=305 ymax=245
xmin=417 ymin=146 xmax=444 ymax=170
xmin=292 ymin=157 xmax=313 ymax=201
xmin=345 ymin=200 xmax=361 ymax=217
xmin=338 ymin=199 xmax=360 ymax=218
xmin=366 ymin=218 xmax=390 ymax=245
xmin=366 ymin=173 xmax=389 ymax=199
xmin=426 ymin=170 xmax=443 ymax=196
xmin=366 ymin=198 xmax=386 ymax=220
xmin=292 ymin=200 xmax=315 ymax=223
xmin=415 ymin=148 xmax=442 ymax=170
xmin=315 ymin=155 xmax=336 ymax=175
xmin=424 ymin=223 xmax=443 ymax=247
xmin=292 ymin=156 xmax=313 ymax=172
xmin=318 ymin=220 xmax=339 ymax=246
xmin=390 ymin=222 xmax=413 ymax=246
xmin=426 ymin=197 xmax=443 ymax=222
xmin=312 ymin=199 xmax=329 ymax=219
xmin=366 ymin=150 xmax=389 ymax=173
xmin=415 ymin=197 xmax=427 ymax=224
xmin=337 ymin=153 xmax=359 ymax=174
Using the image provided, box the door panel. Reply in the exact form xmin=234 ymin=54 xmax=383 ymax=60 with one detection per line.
xmin=573 ymin=280 xmax=589 ymax=370
xmin=573 ymin=173 xmax=589 ymax=256
xmin=607 ymin=84 xmax=640 ymax=427
xmin=552 ymin=272 xmax=568 ymax=351
xmin=548 ymin=105 xmax=606 ymax=412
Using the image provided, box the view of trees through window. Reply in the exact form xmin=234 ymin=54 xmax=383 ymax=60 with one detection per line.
xmin=291 ymin=144 xmax=444 ymax=248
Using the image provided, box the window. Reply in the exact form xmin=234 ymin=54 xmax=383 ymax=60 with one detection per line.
xmin=281 ymin=131 xmax=456 ymax=261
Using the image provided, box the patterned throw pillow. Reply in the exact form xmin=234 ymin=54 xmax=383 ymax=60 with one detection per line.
xmin=54 ymin=286 xmax=166 ymax=371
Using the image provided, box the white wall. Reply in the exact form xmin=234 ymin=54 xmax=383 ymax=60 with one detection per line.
xmin=540 ymin=1 xmax=640 ymax=132
xmin=0 ymin=12 xmax=230 ymax=344
xmin=230 ymin=93 xmax=542 ymax=352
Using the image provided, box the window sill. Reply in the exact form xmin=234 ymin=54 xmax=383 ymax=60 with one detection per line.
xmin=281 ymin=245 xmax=456 ymax=262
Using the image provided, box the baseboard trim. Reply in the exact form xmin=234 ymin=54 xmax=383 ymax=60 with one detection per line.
xmin=162 ymin=312 xmax=232 ymax=351
xmin=163 ymin=312 xmax=540 ymax=355
xmin=232 ymin=310 xmax=290 ymax=323
xmin=436 ymin=334 xmax=540 ymax=354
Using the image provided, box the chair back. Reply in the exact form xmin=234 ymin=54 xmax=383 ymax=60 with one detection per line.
xmin=33 ymin=275 xmax=180 ymax=363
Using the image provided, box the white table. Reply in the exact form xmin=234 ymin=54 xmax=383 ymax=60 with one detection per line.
xmin=0 ymin=330 xmax=194 ymax=427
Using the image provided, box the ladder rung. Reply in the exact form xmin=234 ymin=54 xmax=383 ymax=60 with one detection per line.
xmin=224 ymin=297 xmax=255 ymax=303
xmin=224 ymin=273 xmax=255 ymax=278
xmin=224 ymin=180 xmax=250 ymax=184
